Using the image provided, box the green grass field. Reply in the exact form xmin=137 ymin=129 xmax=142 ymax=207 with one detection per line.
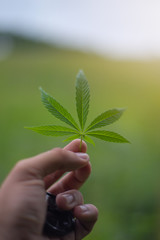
xmin=1 ymin=35 xmax=160 ymax=239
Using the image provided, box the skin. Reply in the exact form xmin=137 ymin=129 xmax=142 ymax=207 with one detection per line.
xmin=0 ymin=139 xmax=98 ymax=240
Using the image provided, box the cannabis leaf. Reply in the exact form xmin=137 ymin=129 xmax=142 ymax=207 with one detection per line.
xmin=26 ymin=70 xmax=129 ymax=150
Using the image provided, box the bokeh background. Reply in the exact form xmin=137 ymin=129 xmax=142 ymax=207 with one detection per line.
xmin=1 ymin=1 xmax=160 ymax=239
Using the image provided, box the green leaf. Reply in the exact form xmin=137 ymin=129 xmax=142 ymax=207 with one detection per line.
xmin=25 ymin=125 xmax=78 ymax=136
xmin=26 ymin=71 xmax=130 ymax=148
xmin=87 ymin=130 xmax=130 ymax=143
xmin=40 ymin=88 xmax=79 ymax=130
xmin=63 ymin=134 xmax=81 ymax=142
xmin=76 ymin=70 xmax=90 ymax=131
xmin=86 ymin=108 xmax=125 ymax=131
xmin=83 ymin=135 xmax=95 ymax=146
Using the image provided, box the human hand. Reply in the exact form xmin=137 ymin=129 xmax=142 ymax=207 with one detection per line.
xmin=0 ymin=140 xmax=98 ymax=240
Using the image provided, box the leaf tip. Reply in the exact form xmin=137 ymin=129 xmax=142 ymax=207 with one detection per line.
xmin=39 ymin=87 xmax=46 ymax=98
xmin=120 ymin=135 xmax=130 ymax=144
xmin=116 ymin=107 xmax=126 ymax=113
xmin=24 ymin=126 xmax=30 ymax=129
xmin=39 ymin=86 xmax=43 ymax=92
xmin=78 ymin=69 xmax=84 ymax=75
xmin=77 ymin=69 xmax=86 ymax=80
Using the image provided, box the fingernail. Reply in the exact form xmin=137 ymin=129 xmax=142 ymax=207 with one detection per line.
xmin=75 ymin=153 xmax=89 ymax=161
xmin=62 ymin=194 xmax=74 ymax=205
xmin=79 ymin=204 xmax=89 ymax=213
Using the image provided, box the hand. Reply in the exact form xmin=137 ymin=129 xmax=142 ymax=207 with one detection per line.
xmin=0 ymin=140 xmax=98 ymax=240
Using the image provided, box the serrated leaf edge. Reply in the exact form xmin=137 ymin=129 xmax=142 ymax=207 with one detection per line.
xmin=40 ymin=88 xmax=80 ymax=131
xmin=25 ymin=125 xmax=79 ymax=136
xmin=85 ymin=108 xmax=125 ymax=132
xmin=86 ymin=130 xmax=130 ymax=143
xmin=75 ymin=70 xmax=90 ymax=131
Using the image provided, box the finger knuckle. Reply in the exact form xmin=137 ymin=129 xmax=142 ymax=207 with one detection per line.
xmin=52 ymin=147 xmax=64 ymax=158
xmin=14 ymin=159 xmax=27 ymax=173
xmin=51 ymin=148 xmax=67 ymax=167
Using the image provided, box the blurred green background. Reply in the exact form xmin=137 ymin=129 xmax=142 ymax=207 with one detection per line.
xmin=1 ymin=34 xmax=160 ymax=240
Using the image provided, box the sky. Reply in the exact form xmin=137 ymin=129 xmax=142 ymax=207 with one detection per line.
xmin=1 ymin=0 xmax=160 ymax=59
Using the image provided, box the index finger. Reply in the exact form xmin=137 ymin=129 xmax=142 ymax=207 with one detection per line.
xmin=10 ymin=148 xmax=89 ymax=182
xmin=44 ymin=139 xmax=87 ymax=189
xmin=47 ymin=162 xmax=91 ymax=194
xmin=46 ymin=141 xmax=91 ymax=194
